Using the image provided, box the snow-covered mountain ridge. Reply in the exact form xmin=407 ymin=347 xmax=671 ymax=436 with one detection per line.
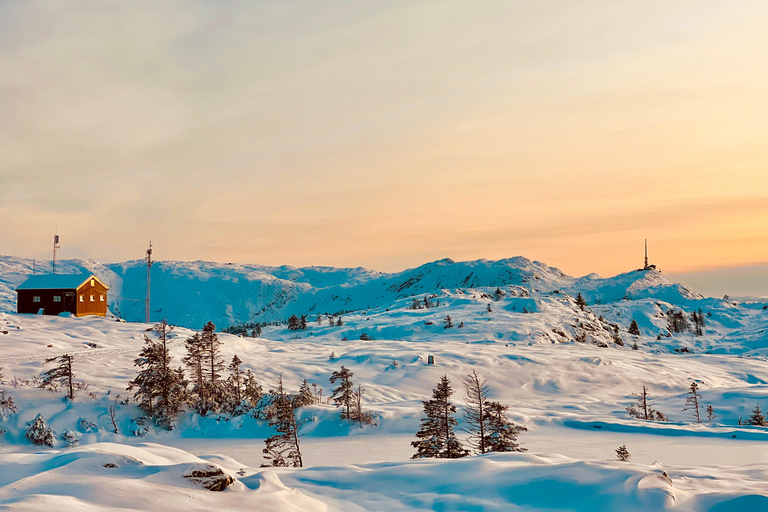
xmin=0 ymin=255 xmax=699 ymax=331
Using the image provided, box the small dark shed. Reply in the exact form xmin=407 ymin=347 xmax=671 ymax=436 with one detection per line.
xmin=16 ymin=274 xmax=109 ymax=317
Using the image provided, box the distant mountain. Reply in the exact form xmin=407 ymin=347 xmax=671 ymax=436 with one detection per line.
xmin=0 ymin=255 xmax=698 ymax=329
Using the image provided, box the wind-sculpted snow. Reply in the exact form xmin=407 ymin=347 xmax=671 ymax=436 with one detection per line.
xmin=0 ymin=255 xmax=702 ymax=330
xmin=1 ymin=298 xmax=768 ymax=509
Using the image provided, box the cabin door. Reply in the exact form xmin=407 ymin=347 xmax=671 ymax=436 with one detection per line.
xmin=63 ymin=292 xmax=77 ymax=314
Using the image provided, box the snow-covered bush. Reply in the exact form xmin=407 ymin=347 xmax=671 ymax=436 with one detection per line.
xmin=78 ymin=418 xmax=100 ymax=433
xmin=26 ymin=414 xmax=54 ymax=447
xmin=61 ymin=429 xmax=82 ymax=447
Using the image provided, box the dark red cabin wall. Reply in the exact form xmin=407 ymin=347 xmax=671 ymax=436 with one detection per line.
xmin=17 ymin=289 xmax=78 ymax=316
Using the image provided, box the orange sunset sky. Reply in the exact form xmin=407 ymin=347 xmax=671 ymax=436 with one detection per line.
xmin=0 ymin=1 xmax=766 ymax=294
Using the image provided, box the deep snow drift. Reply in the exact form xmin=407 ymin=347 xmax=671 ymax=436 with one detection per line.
xmin=0 ymin=256 xmax=767 ymax=510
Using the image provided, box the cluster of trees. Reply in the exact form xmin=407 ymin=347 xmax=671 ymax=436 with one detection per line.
xmin=288 ymin=314 xmax=344 ymax=330
xmin=329 ymin=366 xmax=374 ymax=426
xmin=666 ymin=308 xmax=706 ymax=336
xmin=126 ymin=320 xmax=264 ymax=429
xmin=411 ymin=371 xmax=525 ymax=459
xmin=627 ymin=382 xmax=716 ymax=424
xmin=410 ymin=295 xmax=441 ymax=310
xmin=261 ymin=365 xmax=374 ymax=468
xmin=222 ymin=322 xmax=263 ymax=337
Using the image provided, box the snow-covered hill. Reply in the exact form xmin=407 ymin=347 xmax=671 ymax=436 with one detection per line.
xmin=0 ymin=255 xmax=700 ymax=331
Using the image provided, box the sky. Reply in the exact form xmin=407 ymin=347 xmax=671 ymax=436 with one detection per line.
xmin=0 ymin=1 xmax=766 ymax=295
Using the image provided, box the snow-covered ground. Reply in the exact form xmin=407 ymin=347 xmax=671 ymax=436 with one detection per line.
xmin=1 ymin=257 xmax=768 ymax=510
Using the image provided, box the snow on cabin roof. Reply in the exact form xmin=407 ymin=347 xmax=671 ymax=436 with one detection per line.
xmin=15 ymin=274 xmax=107 ymax=291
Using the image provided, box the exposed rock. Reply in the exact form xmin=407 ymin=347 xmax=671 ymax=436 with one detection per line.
xmin=183 ymin=464 xmax=235 ymax=492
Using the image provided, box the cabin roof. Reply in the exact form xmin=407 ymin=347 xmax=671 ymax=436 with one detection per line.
xmin=15 ymin=274 xmax=108 ymax=291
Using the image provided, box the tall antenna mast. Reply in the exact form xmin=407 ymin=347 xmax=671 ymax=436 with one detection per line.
xmin=145 ymin=241 xmax=153 ymax=323
xmin=52 ymin=227 xmax=61 ymax=274
xmin=644 ymin=239 xmax=649 ymax=270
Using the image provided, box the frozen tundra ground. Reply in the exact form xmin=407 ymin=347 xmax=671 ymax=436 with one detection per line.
xmin=0 ymin=275 xmax=768 ymax=510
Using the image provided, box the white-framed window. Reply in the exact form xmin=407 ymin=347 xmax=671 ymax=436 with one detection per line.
xmin=53 ymin=296 xmax=62 ymax=302
xmin=79 ymin=295 xmax=84 ymax=302
xmin=100 ymin=295 xmax=105 ymax=302
xmin=90 ymin=295 xmax=95 ymax=302
xmin=33 ymin=296 xmax=41 ymax=303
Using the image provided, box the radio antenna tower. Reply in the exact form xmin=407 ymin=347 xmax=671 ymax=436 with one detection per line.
xmin=644 ymin=239 xmax=649 ymax=270
xmin=52 ymin=227 xmax=61 ymax=274
xmin=145 ymin=241 xmax=153 ymax=323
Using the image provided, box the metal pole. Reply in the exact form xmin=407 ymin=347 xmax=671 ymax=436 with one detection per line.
xmin=145 ymin=241 xmax=153 ymax=323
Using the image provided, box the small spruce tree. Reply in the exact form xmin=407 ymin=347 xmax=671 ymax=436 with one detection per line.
xmin=485 ymin=401 xmax=527 ymax=452
xmin=748 ymin=404 xmax=767 ymax=426
xmin=128 ymin=321 xmax=186 ymax=428
xmin=628 ymin=319 xmax=641 ymax=336
xmin=330 ymin=366 xmax=355 ymax=420
xmin=39 ymin=354 xmax=75 ymax=400
xmin=26 ymin=414 xmax=54 ymax=447
xmin=576 ymin=292 xmax=587 ymax=310
xmin=294 ymin=379 xmax=315 ymax=408
xmin=616 ymin=444 xmax=631 ymax=462
xmin=262 ymin=376 xmax=304 ymax=467
xmin=411 ymin=375 xmax=469 ymax=459
xmin=683 ymin=382 xmax=702 ymax=423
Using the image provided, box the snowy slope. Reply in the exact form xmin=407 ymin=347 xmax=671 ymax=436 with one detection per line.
xmin=1 ymin=303 xmax=768 ymax=510
xmin=0 ymin=255 xmax=701 ymax=330
xmin=1 ymin=255 xmax=768 ymax=510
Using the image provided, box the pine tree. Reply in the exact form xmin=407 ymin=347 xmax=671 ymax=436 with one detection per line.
xmin=576 ymin=293 xmax=587 ymax=310
xmin=0 ymin=389 xmax=16 ymax=417
xmin=287 ymin=315 xmax=301 ymax=331
xmin=494 ymin=287 xmax=505 ymax=301
xmin=183 ymin=333 xmax=205 ymax=399
xmin=251 ymin=325 xmax=262 ymax=338
xmin=227 ymin=355 xmax=243 ymax=405
xmin=330 ymin=366 xmax=355 ymax=420
xmin=0 ymin=368 xmax=16 ymax=417
xmin=423 ymin=295 xmax=432 ymax=309
xmin=336 ymin=316 xmax=344 ymax=327
xmin=411 ymin=375 xmax=469 ymax=459
xmin=628 ymin=319 xmax=641 ymax=336
xmin=262 ymin=376 xmax=304 ymax=467
xmin=299 ymin=315 xmax=308 ymax=330
xmin=616 ymin=444 xmax=631 ymax=462
xmin=200 ymin=321 xmax=225 ymax=411
xmin=706 ymin=405 xmax=716 ymax=423
xmin=39 ymin=354 xmax=75 ymax=400
xmin=683 ymin=382 xmax=702 ymax=423
xmin=463 ymin=370 xmax=490 ymax=454
xmin=411 ymin=298 xmax=422 ymax=310
xmin=443 ymin=315 xmax=453 ymax=329
xmin=485 ymin=401 xmax=526 ymax=452
xmin=692 ymin=309 xmax=705 ymax=336
xmin=486 ymin=303 xmax=492 ymax=313
xmin=627 ymin=386 xmax=667 ymax=422
xmin=748 ymin=404 xmax=767 ymax=426
xmin=294 ymin=379 xmax=315 ymax=408
xmin=242 ymin=369 xmax=263 ymax=407
xmin=128 ymin=320 xmax=186 ymax=429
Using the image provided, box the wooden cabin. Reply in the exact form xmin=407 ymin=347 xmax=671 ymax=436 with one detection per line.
xmin=16 ymin=274 xmax=109 ymax=317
